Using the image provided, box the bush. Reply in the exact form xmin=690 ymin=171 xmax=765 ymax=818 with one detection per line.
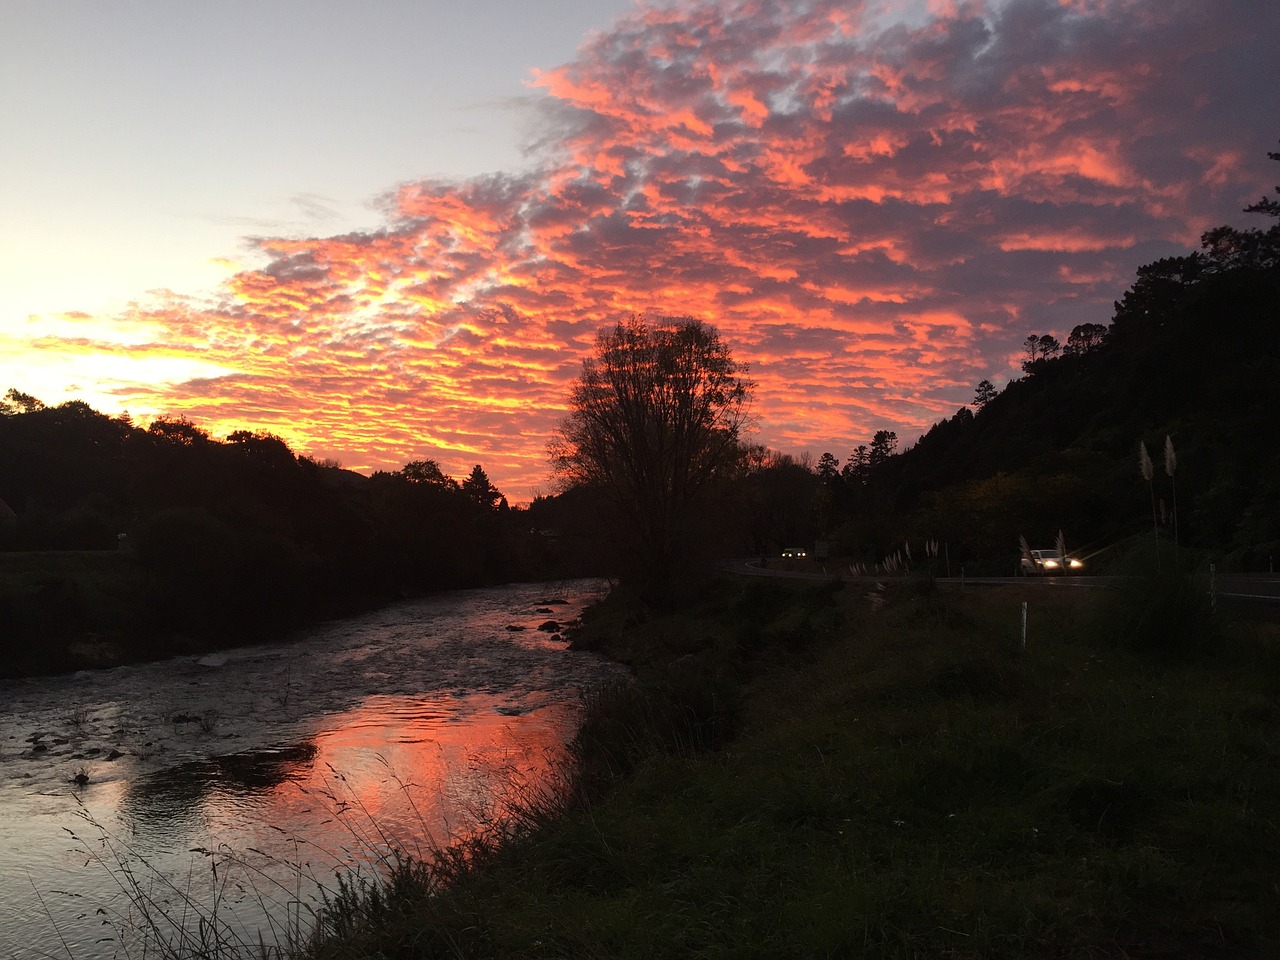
xmin=1090 ymin=561 xmax=1218 ymax=654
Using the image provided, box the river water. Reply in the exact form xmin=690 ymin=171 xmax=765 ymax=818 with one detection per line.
xmin=0 ymin=579 xmax=626 ymax=960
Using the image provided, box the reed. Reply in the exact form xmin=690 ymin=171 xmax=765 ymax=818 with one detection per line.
xmin=1139 ymin=439 xmax=1160 ymax=569
xmin=63 ymin=799 xmax=331 ymax=959
xmin=1164 ymin=434 xmax=1179 ymax=546
xmin=55 ymin=735 xmax=590 ymax=960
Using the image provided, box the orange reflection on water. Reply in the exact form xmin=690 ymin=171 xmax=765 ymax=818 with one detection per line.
xmin=202 ymin=692 xmax=579 ymax=871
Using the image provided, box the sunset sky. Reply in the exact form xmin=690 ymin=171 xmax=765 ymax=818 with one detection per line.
xmin=2 ymin=0 xmax=1276 ymax=500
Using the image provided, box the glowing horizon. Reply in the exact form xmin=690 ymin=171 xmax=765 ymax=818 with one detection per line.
xmin=3 ymin=0 xmax=1276 ymax=500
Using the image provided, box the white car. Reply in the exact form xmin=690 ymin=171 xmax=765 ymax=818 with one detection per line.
xmin=1021 ymin=548 xmax=1083 ymax=575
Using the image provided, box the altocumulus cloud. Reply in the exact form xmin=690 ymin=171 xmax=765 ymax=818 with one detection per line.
xmin=31 ymin=0 xmax=1280 ymax=493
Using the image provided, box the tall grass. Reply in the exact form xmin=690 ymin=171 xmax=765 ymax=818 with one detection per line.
xmin=61 ymin=753 xmax=581 ymax=960
xmin=1086 ymin=545 xmax=1218 ymax=654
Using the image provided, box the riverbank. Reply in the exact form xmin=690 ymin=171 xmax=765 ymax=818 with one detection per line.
xmin=0 ymin=550 xmax=468 ymax=679
xmin=287 ymin=572 xmax=1280 ymax=958
xmin=2 ymin=580 xmax=622 ymax=960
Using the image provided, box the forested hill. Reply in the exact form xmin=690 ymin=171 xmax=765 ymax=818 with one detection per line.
xmin=861 ymin=180 xmax=1280 ymax=571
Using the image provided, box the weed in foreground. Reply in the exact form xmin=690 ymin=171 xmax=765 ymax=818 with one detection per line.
xmin=64 ymin=798 xmax=327 ymax=959
xmin=55 ymin=744 xmax=587 ymax=960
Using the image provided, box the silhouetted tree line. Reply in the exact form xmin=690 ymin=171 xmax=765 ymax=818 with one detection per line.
xmin=0 ymin=403 xmax=603 ymax=660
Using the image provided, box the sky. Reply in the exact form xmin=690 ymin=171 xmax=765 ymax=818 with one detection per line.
xmin=2 ymin=0 xmax=1277 ymax=501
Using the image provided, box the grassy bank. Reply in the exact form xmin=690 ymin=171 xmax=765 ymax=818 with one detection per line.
xmin=286 ymin=573 xmax=1280 ymax=959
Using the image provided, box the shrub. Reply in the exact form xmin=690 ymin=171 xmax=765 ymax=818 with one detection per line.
xmin=1090 ymin=561 xmax=1218 ymax=654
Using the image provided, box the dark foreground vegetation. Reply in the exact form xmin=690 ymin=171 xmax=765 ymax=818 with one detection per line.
xmin=285 ymin=573 xmax=1279 ymax=959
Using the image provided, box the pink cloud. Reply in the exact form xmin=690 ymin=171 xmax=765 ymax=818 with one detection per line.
xmin=34 ymin=0 xmax=1279 ymax=496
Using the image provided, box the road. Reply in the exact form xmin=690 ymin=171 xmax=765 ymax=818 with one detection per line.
xmin=1215 ymin=574 xmax=1280 ymax=601
xmin=723 ymin=558 xmax=1280 ymax=605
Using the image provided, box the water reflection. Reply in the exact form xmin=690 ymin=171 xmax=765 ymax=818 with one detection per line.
xmin=120 ymin=742 xmax=320 ymax=829
xmin=242 ymin=692 xmax=576 ymax=863
xmin=0 ymin=579 xmax=626 ymax=960
xmin=96 ymin=693 xmax=578 ymax=956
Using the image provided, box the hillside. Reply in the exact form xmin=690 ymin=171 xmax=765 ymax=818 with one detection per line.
xmin=829 ymin=178 xmax=1280 ymax=572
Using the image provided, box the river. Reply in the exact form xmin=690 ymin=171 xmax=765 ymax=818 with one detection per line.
xmin=0 ymin=579 xmax=627 ymax=960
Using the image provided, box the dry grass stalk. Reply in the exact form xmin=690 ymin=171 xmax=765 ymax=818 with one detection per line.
xmin=1139 ymin=440 xmax=1160 ymax=568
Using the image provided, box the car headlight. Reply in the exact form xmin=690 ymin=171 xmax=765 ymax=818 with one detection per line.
xmin=1069 ymin=559 xmax=1083 ymax=568
xmin=1044 ymin=559 xmax=1059 ymax=568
